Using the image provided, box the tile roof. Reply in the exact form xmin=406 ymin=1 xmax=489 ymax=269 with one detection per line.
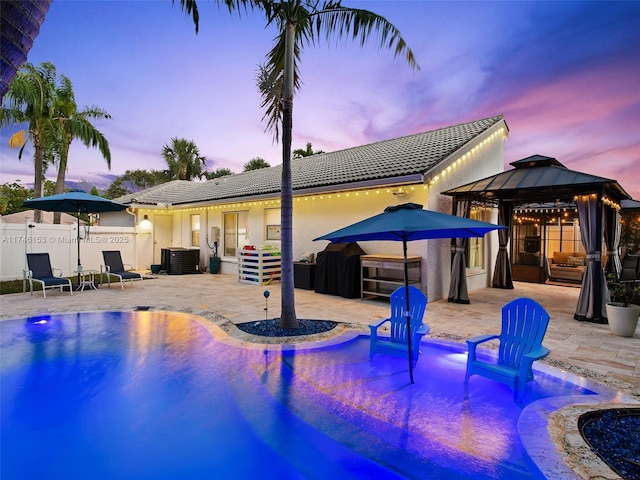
xmin=118 ymin=115 xmax=505 ymax=206
xmin=115 ymin=180 xmax=201 ymax=205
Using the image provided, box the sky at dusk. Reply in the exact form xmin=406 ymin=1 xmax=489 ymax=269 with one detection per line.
xmin=1 ymin=0 xmax=639 ymax=199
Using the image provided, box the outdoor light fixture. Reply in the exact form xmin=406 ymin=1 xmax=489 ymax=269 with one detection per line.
xmin=139 ymin=214 xmax=152 ymax=231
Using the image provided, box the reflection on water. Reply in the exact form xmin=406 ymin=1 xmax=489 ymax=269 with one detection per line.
xmin=1 ymin=311 xmax=597 ymax=479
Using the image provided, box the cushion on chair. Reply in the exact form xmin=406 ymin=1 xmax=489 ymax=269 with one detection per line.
xmin=37 ymin=276 xmax=70 ymax=286
xmin=118 ymin=271 xmax=142 ymax=280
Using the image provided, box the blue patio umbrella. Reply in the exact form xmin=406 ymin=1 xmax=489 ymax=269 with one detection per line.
xmin=314 ymin=203 xmax=506 ymax=383
xmin=23 ymin=191 xmax=127 ymax=285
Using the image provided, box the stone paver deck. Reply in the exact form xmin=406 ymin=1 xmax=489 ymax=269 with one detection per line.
xmin=3 ymin=273 xmax=637 ymax=391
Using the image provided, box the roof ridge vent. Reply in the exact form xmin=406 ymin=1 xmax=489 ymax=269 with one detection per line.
xmin=510 ymin=155 xmax=566 ymax=169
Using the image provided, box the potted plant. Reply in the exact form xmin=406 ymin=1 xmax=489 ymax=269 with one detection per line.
xmin=606 ymin=274 xmax=640 ymax=337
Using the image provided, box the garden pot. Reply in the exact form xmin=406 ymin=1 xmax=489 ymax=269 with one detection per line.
xmin=605 ymin=303 xmax=640 ymax=337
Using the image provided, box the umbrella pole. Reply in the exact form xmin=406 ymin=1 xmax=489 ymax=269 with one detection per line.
xmin=403 ymin=238 xmax=414 ymax=384
xmin=77 ymin=214 xmax=81 ymax=288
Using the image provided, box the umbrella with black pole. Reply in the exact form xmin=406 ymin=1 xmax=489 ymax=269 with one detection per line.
xmin=23 ymin=191 xmax=127 ymax=289
xmin=314 ymin=203 xmax=506 ymax=384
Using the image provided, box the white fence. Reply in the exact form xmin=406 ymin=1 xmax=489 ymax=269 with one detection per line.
xmin=0 ymin=223 xmax=140 ymax=281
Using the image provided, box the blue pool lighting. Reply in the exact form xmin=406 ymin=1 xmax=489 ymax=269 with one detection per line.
xmin=0 ymin=311 xmax=620 ymax=479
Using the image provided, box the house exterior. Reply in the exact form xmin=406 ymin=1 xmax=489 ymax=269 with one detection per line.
xmin=103 ymin=115 xmax=509 ymax=302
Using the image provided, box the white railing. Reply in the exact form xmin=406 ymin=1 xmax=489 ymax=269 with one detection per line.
xmin=0 ymin=223 xmax=139 ymax=281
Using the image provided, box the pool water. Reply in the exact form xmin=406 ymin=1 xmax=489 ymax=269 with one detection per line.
xmin=1 ymin=311 xmax=596 ymax=479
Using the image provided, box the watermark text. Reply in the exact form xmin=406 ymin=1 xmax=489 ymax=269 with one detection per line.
xmin=1 ymin=235 xmax=130 ymax=244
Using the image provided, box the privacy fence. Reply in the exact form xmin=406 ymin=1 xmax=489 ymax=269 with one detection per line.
xmin=0 ymin=223 xmax=139 ymax=281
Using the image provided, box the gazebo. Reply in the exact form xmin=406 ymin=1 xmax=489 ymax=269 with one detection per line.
xmin=442 ymin=155 xmax=632 ymax=323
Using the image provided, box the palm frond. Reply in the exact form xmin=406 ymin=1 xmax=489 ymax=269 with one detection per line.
xmin=162 ymin=137 xmax=206 ymax=180
xmin=257 ymin=28 xmax=303 ymax=140
xmin=255 ymin=63 xmax=282 ymax=141
xmin=80 ymin=106 xmax=112 ymax=121
xmin=174 ymin=0 xmax=200 ymax=32
xmin=172 ymin=0 xmax=256 ymax=32
xmin=254 ymin=1 xmax=418 ymax=138
xmin=8 ymin=131 xmax=27 ymax=149
xmin=311 ymin=6 xmax=419 ymax=71
xmin=64 ymin=117 xmax=112 ymax=168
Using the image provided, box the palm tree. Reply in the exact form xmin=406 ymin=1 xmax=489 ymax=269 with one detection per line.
xmin=0 ymin=0 xmax=53 ymax=100
xmin=174 ymin=0 xmax=418 ymax=328
xmin=293 ymin=141 xmax=324 ymax=158
xmin=243 ymin=157 xmax=271 ymax=171
xmin=50 ymin=75 xmax=112 ymax=223
xmin=205 ymin=167 xmax=234 ymax=179
xmin=0 ymin=62 xmax=57 ymax=222
xmin=162 ymin=137 xmax=207 ymax=180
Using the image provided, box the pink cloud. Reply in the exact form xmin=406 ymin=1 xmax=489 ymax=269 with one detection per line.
xmin=487 ymin=59 xmax=640 ymax=199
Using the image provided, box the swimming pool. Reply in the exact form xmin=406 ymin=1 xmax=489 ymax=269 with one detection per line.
xmin=0 ymin=311 xmax=608 ymax=479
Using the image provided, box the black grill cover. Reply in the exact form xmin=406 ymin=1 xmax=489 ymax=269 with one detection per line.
xmin=314 ymin=242 xmax=365 ymax=298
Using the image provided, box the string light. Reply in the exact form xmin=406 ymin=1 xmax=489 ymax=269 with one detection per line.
xmin=427 ymin=127 xmax=506 ymax=185
xmin=602 ymin=196 xmax=621 ymax=211
xmin=134 ymin=182 xmax=432 ymax=215
xmin=132 ymin=125 xmax=510 ymax=214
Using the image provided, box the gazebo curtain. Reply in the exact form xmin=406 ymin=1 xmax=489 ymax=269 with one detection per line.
xmin=603 ymin=206 xmax=622 ymax=278
xmin=448 ymin=199 xmax=471 ymax=304
xmin=492 ymin=201 xmax=514 ymax=289
xmin=574 ymin=195 xmax=609 ymax=323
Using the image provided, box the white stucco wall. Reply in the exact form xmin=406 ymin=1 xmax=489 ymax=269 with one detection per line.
xmin=425 ymin=123 xmax=505 ymax=300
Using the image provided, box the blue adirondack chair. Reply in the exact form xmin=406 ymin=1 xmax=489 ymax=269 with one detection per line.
xmin=465 ymin=297 xmax=550 ymax=397
xmin=369 ymin=286 xmax=430 ymax=366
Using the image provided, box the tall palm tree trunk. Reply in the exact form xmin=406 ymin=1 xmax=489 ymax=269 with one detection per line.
xmin=53 ymin=165 xmax=66 ymax=223
xmin=279 ymin=23 xmax=297 ymax=328
xmin=33 ymin=132 xmax=44 ymax=223
xmin=53 ymin=138 xmax=71 ymax=224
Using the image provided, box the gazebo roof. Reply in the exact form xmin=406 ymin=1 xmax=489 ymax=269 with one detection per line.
xmin=442 ymin=154 xmax=631 ymax=204
xmin=621 ymin=199 xmax=640 ymax=212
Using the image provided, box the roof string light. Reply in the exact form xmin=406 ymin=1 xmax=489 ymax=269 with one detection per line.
xmin=154 ymin=129 xmax=507 ymax=208
xmin=428 ymin=127 xmax=503 ymax=185
xmin=602 ymin=196 xmax=621 ymax=211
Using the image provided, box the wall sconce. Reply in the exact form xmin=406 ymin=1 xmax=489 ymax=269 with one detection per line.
xmin=391 ymin=189 xmax=407 ymax=198
xmin=139 ymin=214 xmax=152 ymax=231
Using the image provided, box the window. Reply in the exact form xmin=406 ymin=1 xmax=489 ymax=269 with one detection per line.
xmin=265 ymin=208 xmax=281 ymax=240
xmin=190 ymin=214 xmax=200 ymax=247
xmin=223 ymin=211 xmax=249 ymax=257
xmin=467 ymin=208 xmax=484 ymax=268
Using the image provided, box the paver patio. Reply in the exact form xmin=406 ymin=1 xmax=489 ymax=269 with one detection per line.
xmin=2 ymin=273 xmax=638 ymax=393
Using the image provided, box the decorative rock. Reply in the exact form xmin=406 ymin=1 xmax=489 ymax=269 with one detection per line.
xmin=236 ymin=318 xmax=337 ymax=337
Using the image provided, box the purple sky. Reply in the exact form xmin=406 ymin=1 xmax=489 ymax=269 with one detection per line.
xmin=1 ymin=0 xmax=639 ymax=199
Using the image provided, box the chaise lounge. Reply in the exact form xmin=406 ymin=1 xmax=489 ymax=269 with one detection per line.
xmin=24 ymin=253 xmax=73 ymax=298
xmin=101 ymin=251 xmax=144 ymax=289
